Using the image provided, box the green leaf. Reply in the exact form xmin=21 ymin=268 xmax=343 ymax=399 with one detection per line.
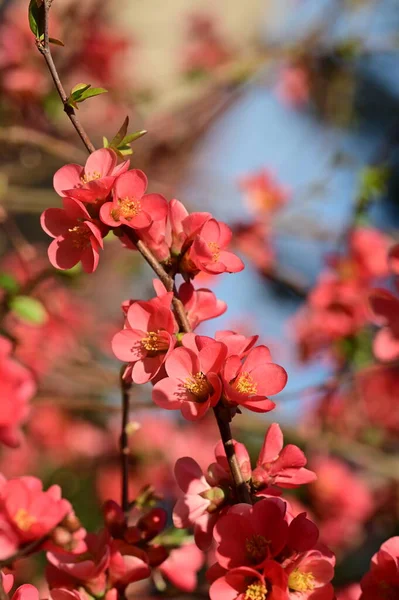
xmin=78 ymin=87 xmax=108 ymax=101
xmin=10 ymin=296 xmax=47 ymax=325
xmin=359 ymin=166 xmax=390 ymax=200
xmin=28 ymin=0 xmax=45 ymax=38
xmin=120 ymin=130 xmax=147 ymax=145
xmin=0 ymin=272 xmax=19 ymax=294
xmin=70 ymin=83 xmax=91 ymax=99
xmin=49 ymin=37 xmax=65 ymax=47
xmin=110 ymin=117 xmax=130 ymax=149
xmin=103 ymin=136 xmax=109 ymax=148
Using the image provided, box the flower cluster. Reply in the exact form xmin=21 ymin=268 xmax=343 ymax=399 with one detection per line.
xmin=0 ymin=474 xmax=82 ymax=561
xmin=41 ymin=148 xmax=244 ymax=277
xmin=173 ymin=423 xmax=316 ymax=550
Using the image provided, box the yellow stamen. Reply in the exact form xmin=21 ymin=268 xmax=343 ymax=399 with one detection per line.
xmin=208 ymin=241 xmax=220 ymax=262
xmin=234 ymin=372 xmax=257 ymax=395
xmin=288 ymin=569 xmax=316 ymax=592
xmin=141 ymin=331 xmax=169 ymax=356
xmin=184 ymin=372 xmax=211 ymax=400
xmin=14 ymin=509 xmax=36 ymax=531
xmin=245 ymin=534 xmax=268 ymax=562
xmin=67 ymin=225 xmax=91 ymax=248
xmin=245 ymin=582 xmax=267 ymax=600
xmin=81 ymin=171 xmax=101 ymax=184
xmin=118 ymin=197 xmax=142 ymax=220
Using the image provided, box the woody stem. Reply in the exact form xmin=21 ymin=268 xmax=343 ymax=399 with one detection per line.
xmin=36 ymin=1 xmax=251 ymax=505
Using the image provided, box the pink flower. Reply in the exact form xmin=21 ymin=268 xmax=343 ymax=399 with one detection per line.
xmin=112 ymin=296 xmax=176 ymax=384
xmin=152 ymin=341 xmax=227 ymax=420
xmin=100 ymin=170 xmax=167 ymax=229
xmin=276 ymin=65 xmax=310 ymax=109
xmin=222 ymin=345 xmax=287 ymax=412
xmin=360 ymin=536 xmax=399 ymax=600
xmin=108 ymin=540 xmax=151 ymax=589
xmin=166 ymin=198 xmax=211 ymax=256
xmin=2 ymin=573 xmax=39 ymax=600
xmin=0 ymin=337 xmax=35 ymax=448
xmin=210 ymin=562 xmax=288 ymax=600
xmin=252 ymin=423 xmax=317 ymax=490
xmin=239 ymin=169 xmax=290 ymax=217
xmin=348 ymin=227 xmax=390 ymax=281
xmin=46 ymin=531 xmax=111 ymax=596
xmin=368 ymin=289 xmax=399 ymax=362
xmin=53 ymin=148 xmax=128 ymax=203
xmin=214 ymin=499 xmax=288 ymax=569
xmin=214 ymin=330 xmax=258 ymax=358
xmin=286 ymin=545 xmax=335 ymax=599
xmin=173 ymin=457 xmax=226 ymax=551
xmin=154 ymin=280 xmax=226 ymax=330
xmin=0 ymin=475 xmax=71 ymax=549
xmin=41 ymin=197 xmax=104 ymax=273
xmin=187 ymin=218 xmax=244 ymax=275
xmin=159 ymin=543 xmax=204 ymax=592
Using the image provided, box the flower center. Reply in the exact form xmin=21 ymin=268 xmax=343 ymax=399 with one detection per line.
xmin=245 ymin=582 xmax=267 ymax=600
xmin=234 ymin=372 xmax=257 ymax=395
xmin=81 ymin=171 xmax=102 ymax=184
xmin=14 ymin=509 xmax=36 ymax=531
xmin=68 ymin=224 xmax=91 ymax=248
xmin=288 ymin=569 xmax=315 ymax=592
xmin=245 ymin=534 xmax=268 ymax=562
xmin=119 ymin=197 xmax=142 ymax=220
xmin=141 ymin=331 xmax=169 ymax=356
xmin=184 ymin=372 xmax=211 ymax=400
xmin=207 ymin=241 xmax=220 ymax=262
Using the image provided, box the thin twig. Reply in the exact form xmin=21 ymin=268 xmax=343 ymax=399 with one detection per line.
xmin=36 ymin=1 xmax=251 ymax=505
xmin=120 ymin=366 xmax=131 ymax=512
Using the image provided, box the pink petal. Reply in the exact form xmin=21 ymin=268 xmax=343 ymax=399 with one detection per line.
xmin=112 ymin=329 xmax=145 ymax=362
xmin=199 ymin=219 xmax=221 ymax=242
xmin=152 ymin=377 xmax=185 ymax=409
xmin=174 ymin=457 xmax=208 ymax=494
xmin=257 ymin=423 xmax=283 ymax=466
xmin=126 ymin=302 xmax=154 ymax=331
xmin=373 ymin=328 xmax=399 ymax=362
xmin=141 ymin=194 xmax=168 ymax=220
xmin=12 ymin=584 xmax=40 ymax=600
xmin=165 ymin=347 xmax=197 ymax=380
xmin=47 ymin=237 xmax=82 ymax=270
xmin=99 ymin=202 xmax=121 ymax=227
xmin=40 ymin=208 xmax=74 ymax=238
xmin=114 ymin=170 xmax=147 ymax=200
xmin=223 ymin=355 xmax=241 ymax=383
xmin=244 ymin=346 xmax=272 ymax=372
xmin=132 ymin=356 xmax=163 ymax=384
xmin=127 ymin=211 xmax=152 ymax=229
xmin=53 ymin=164 xmax=83 ymax=196
xmin=242 ymin=397 xmax=276 ymax=413
xmin=181 ymin=399 xmax=210 ymax=421
xmin=62 ymin=197 xmax=91 ymax=220
xmin=218 ymin=250 xmax=244 ymax=273
xmin=217 ymin=222 xmax=233 ymax=247
xmin=85 ymin=148 xmax=117 ymax=177
xmin=80 ymin=245 xmax=99 ymax=274
xmin=199 ymin=342 xmax=227 ymax=374
xmin=251 ymin=363 xmax=288 ymax=396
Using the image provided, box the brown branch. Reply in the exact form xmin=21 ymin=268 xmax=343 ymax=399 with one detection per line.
xmin=120 ymin=366 xmax=131 ymax=512
xmin=36 ymin=1 xmax=95 ymax=154
xmin=36 ymin=1 xmax=251 ymax=505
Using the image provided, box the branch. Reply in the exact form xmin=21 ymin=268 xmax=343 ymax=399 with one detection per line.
xmin=120 ymin=367 xmax=131 ymax=513
xmin=35 ymin=1 xmax=251 ymax=505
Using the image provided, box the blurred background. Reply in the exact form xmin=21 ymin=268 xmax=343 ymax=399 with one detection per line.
xmin=0 ymin=0 xmax=398 ymax=597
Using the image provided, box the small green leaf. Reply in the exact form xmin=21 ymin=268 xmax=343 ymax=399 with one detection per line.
xmin=78 ymin=87 xmax=108 ymax=101
xmin=28 ymin=0 xmax=44 ymax=38
xmin=359 ymin=166 xmax=389 ymax=200
xmin=0 ymin=272 xmax=19 ymax=294
xmin=49 ymin=37 xmax=65 ymax=47
xmin=10 ymin=296 xmax=47 ymax=325
xmin=110 ymin=117 xmax=130 ymax=149
xmin=120 ymin=130 xmax=147 ymax=146
xmin=103 ymin=136 xmax=109 ymax=148
xmin=70 ymin=83 xmax=91 ymax=99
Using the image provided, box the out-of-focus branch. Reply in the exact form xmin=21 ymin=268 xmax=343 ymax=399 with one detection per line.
xmin=0 ymin=126 xmax=86 ymax=163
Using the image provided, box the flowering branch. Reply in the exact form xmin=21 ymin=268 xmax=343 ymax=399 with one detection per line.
xmin=35 ymin=0 xmax=251 ymax=507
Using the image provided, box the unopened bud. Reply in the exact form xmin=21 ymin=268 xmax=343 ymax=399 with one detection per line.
xmin=103 ymin=500 xmax=126 ymax=538
xmin=124 ymin=525 xmax=141 ymax=545
xmin=146 ymin=544 xmax=169 ymax=567
xmin=51 ymin=526 xmax=72 ymax=547
xmin=61 ymin=512 xmax=82 ymax=533
xmin=138 ymin=508 xmax=167 ymax=540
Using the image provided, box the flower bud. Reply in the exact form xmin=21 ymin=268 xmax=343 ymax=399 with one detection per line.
xmin=61 ymin=512 xmax=82 ymax=533
xmin=147 ymin=544 xmax=169 ymax=567
xmin=103 ymin=499 xmax=126 ymax=538
xmin=200 ymin=486 xmax=226 ymax=512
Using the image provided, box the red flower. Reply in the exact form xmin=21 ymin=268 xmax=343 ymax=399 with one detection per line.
xmin=222 ymin=345 xmax=287 ymax=412
xmin=112 ymin=296 xmax=176 ymax=384
xmin=252 ymin=423 xmax=317 ymax=490
xmin=41 ymin=197 xmax=105 ymax=273
xmin=152 ymin=341 xmax=227 ymax=420
xmin=210 ymin=562 xmax=288 ymax=600
xmin=0 ymin=475 xmax=71 ymax=546
xmin=0 ymin=337 xmax=35 ymax=448
xmin=360 ymin=536 xmax=399 ymax=600
xmin=188 ymin=218 xmax=244 ymax=274
xmin=214 ymin=499 xmax=288 ymax=569
xmin=369 ymin=289 xmax=399 ymax=362
xmin=286 ymin=545 xmax=335 ymax=599
xmin=100 ymin=170 xmax=167 ymax=229
xmin=53 ymin=148 xmax=128 ymax=203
